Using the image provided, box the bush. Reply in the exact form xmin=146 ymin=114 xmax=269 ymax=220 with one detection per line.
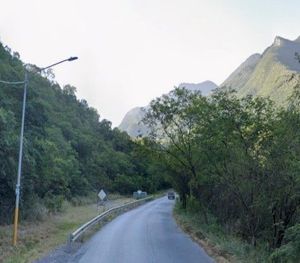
xmin=186 ymin=195 xmax=202 ymax=213
xmin=70 ymin=194 xmax=96 ymax=206
xmin=113 ymin=175 xmax=138 ymax=195
xmin=44 ymin=193 xmax=64 ymax=213
xmin=22 ymin=195 xmax=48 ymax=222
xmin=270 ymin=224 xmax=300 ymax=263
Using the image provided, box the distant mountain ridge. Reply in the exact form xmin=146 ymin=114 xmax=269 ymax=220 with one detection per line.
xmin=222 ymin=36 xmax=300 ymax=104
xmin=118 ymin=81 xmax=218 ymax=137
xmin=120 ymin=35 xmax=300 ymax=137
xmin=178 ymin=80 xmax=217 ymax=96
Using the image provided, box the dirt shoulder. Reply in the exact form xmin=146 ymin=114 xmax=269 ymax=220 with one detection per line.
xmin=0 ymin=195 xmax=133 ymax=263
xmin=173 ymin=209 xmax=235 ymax=263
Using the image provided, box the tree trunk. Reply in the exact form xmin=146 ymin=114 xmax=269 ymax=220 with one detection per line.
xmin=181 ymin=193 xmax=187 ymax=209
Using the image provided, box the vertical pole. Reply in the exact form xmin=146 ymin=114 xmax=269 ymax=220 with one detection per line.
xmin=13 ymin=71 xmax=28 ymax=246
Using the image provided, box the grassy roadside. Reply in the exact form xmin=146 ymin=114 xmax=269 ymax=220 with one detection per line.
xmin=0 ymin=194 xmax=133 ymax=263
xmin=173 ymin=204 xmax=270 ymax=263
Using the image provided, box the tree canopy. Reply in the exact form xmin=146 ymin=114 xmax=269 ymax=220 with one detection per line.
xmin=143 ymin=86 xmax=300 ymax=261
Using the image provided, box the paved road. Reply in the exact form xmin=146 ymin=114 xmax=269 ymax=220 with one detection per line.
xmin=71 ymin=197 xmax=214 ymax=263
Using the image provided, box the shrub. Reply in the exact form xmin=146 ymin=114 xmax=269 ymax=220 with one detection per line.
xmin=22 ymin=195 xmax=48 ymax=222
xmin=270 ymin=224 xmax=300 ymax=263
xmin=43 ymin=193 xmax=64 ymax=213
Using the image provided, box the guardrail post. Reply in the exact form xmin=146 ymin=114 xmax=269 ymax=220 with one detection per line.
xmin=67 ymin=233 xmax=73 ymax=252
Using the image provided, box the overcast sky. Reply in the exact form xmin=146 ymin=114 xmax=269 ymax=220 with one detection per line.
xmin=1 ymin=0 xmax=300 ymax=126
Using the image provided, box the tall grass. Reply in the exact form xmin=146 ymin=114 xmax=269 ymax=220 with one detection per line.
xmin=174 ymin=202 xmax=271 ymax=263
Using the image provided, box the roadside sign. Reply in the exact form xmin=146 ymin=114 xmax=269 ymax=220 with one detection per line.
xmin=98 ymin=189 xmax=107 ymax=201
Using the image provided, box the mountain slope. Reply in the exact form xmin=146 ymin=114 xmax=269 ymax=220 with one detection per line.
xmin=119 ymin=81 xmax=218 ymax=137
xmin=222 ymin=36 xmax=300 ymax=104
xmin=221 ymin=53 xmax=261 ymax=91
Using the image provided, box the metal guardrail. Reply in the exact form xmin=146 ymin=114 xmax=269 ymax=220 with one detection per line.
xmin=68 ymin=196 xmax=154 ymax=244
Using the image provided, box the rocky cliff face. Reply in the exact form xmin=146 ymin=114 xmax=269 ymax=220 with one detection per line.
xmin=118 ymin=107 xmax=148 ymax=138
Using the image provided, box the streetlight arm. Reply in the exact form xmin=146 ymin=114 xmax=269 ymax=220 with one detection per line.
xmin=1 ymin=57 xmax=78 ymax=84
xmin=40 ymin=57 xmax=78 ymax=71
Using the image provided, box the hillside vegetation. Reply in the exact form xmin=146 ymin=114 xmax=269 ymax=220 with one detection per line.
xmin=0 ymin=43 xmax=168 ymax=224
xmin=143 ymin=86 xmax=300 ymax=262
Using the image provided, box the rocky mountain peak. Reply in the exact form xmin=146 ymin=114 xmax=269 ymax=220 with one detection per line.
xmin=273 ymin=36 xmax=290 ymax=46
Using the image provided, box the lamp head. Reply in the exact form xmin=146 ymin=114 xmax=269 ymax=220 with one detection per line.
xmin=68 ymin=57 xmax=78 ymax=61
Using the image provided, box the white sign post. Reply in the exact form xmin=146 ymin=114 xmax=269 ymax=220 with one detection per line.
xmin=97 ymin=189 xmax=107 ymax=211
xmin=98 ymin=189 xmax=107 ymax=201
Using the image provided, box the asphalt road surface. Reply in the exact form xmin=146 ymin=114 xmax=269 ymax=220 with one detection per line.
xmin=71 ymin=197 xmax=214 ymax=263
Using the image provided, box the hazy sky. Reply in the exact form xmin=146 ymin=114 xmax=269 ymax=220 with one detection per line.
xmin=1 ymin=0 xmax=300 ymax=126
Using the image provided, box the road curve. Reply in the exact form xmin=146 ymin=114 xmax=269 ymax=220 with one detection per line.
xmin=71 ymin=197 xmax=214 ymax=263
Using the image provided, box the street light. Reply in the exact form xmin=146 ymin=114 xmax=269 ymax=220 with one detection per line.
xmin=7 ymin=56 xmax=78 ymax=246
xmin=0 ymin=57 xmax=79 ymax=245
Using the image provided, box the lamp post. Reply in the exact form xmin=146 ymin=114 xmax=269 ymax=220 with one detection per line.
xmin=10 ymin=56 xmax=78 ymax=246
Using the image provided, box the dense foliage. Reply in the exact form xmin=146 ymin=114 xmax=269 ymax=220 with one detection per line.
xmin=143 ymin=86 xmax=300 ymax=261
xmin=0 ymin=43 xmax=168 ymax=224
